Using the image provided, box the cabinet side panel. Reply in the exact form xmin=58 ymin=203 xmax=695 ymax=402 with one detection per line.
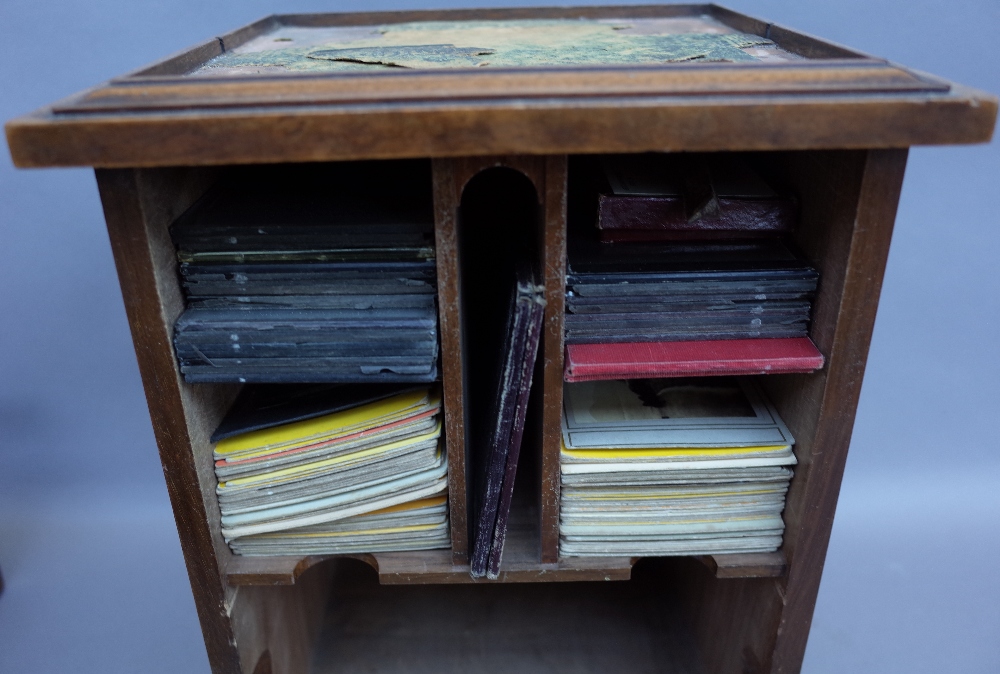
xmin=690 ymin=149 xmax=907 ymax=674
xmin=96 ymin=168 xmax=242 ymax=674
xmin=769 ymin=148 xmax=908 ymax=673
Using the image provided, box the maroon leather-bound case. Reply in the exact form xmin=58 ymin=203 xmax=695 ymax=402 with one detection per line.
xmin=596 ymin=154 xmax=797 ymax=242
xmin=564 ymin=337 xmax=824 ymax=382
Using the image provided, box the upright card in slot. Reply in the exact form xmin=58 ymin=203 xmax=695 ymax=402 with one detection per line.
xmin=470 ymin=264 xmax=546 ymax=579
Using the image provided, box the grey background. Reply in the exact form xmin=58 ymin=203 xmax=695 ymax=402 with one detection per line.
xmin=0 ymin=1 xmax=997 ymax=671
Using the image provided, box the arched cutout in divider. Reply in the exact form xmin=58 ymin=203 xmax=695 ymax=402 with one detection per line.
xmin=457 ymin=166 xmax=541 ymax=558
xmin=432 ymin=156 xmax=566 ymax=564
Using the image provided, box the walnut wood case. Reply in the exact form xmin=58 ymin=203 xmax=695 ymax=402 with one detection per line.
xmin=6 ymin=5 xmax=995 ymax=674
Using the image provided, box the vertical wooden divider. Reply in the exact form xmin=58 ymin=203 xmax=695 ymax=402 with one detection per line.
xmin=539 ymin=156 xmax=567 ymax=563
xmin=431 ymin=159 xmax=469 ymax=563
xmin=432 ymin=155 xmax=565 ymax=564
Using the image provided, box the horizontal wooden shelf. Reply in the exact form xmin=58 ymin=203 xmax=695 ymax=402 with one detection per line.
xmin=226 ymin=550 xmax=786 ymax=586
xmin=224 ymin=496 xmax=786 ymax=586
xmin=226 ymin=553 xmax=635 ymax=587
xmin=696 ymin=551 xmax=787 ymax=579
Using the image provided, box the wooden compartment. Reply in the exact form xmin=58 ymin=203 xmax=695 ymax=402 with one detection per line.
xmin=6 ymin=4 xmax=994 ymax=673
xmin=80 ymin=84 xmax=981 ymax=674
xmin=94 ymin=146 xmax=903 ymax=674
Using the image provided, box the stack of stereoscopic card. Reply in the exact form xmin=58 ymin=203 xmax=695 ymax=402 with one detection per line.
xmin=214 ymin=384 xmax=449 ymax=555
xmin=170 ymin=161 xmax=439 ymax=383
xmin=559 ymin=376 xmax=795 ymax=556
xmin=564 ymin=237 xmax=818 ymax=344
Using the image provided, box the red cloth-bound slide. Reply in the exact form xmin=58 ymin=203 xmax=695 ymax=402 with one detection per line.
xmin=565 ymin=337 xmax=825 ymax=382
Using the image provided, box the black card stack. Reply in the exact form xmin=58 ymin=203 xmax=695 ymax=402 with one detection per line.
xmin=470 ymin=263 xmax=546 ymax=579
xmin=170 ymin=162 xmax=440 ymax=383
xmin=564 ymin=237 xmax=819 ymax=345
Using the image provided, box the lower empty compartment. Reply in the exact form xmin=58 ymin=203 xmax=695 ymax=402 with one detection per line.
xmin=310 ymin=558 xmax=701 ymax=673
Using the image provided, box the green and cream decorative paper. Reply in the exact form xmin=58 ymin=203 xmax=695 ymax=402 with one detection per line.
xmin=193 ymin=17 xmax=795 ymax=76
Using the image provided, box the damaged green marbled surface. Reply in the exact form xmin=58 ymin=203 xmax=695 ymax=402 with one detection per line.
xmin=199 ymin=19 xmax=774 ymax=74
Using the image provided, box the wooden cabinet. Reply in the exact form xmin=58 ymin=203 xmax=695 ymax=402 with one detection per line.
xmin=6 ymin=5 xmax=995 ymax=673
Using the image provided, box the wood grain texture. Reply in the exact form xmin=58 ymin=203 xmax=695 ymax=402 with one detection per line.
xmin=126 ymin=16 xmax=280 ymax=77
xmin=89 ymin=147 xmax=926 ymax=674
xmin=96 ymin=168 xmax=241 ymax=674
xmin=696 ymin=552 xmax=787 ymax=579
xmin=688 ymin=571 xmax=787 ymax=674
xmin=9 ymin=86 xmax=994 ymax=168
xmin=228 ymin=565 xmax=333 ymax=674
xmin=226 ymin=554 xmax=372 ymax=587
xmin=227 ymin=549 xmax=633 ymax=586
xmin=432 ymin=159 xmax=469 ymax=563
xmin=539 ymin=156 xmax=568 ymax=563
xmin=683 ymin=149 xmax=908 ymax=674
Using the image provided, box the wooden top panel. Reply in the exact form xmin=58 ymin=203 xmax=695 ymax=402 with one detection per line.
xmin=5 ymin=4 xmax=996 ymax=167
